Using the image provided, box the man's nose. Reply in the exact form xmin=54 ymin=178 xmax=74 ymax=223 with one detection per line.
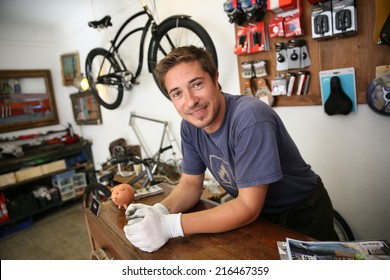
xmin=185 ymin=90 xmax=199 ymax=107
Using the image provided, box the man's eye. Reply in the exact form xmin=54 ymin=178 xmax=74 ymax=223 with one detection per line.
xmin=193 ymin=81 xmax=204 ymax=89
xmin=193 ymin=82 xmax=201 ymax=88
xmin=170 ymin=91 xmax=181 ymax=99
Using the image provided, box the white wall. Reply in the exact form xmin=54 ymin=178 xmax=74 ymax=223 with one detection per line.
xmin=0 ymin=0 xmax=389 ymax=243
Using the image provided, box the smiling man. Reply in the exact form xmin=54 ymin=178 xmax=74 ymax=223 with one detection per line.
xmin=123 ymin=46 xmax=337 ymax=253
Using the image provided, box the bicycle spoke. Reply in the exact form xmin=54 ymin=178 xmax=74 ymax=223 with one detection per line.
xmin=156 ymin=27 xmax=209 ymax=62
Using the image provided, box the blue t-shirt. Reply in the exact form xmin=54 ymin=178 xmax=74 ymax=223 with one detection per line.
xmin=181 ymin=93 xmax=318 ymax=214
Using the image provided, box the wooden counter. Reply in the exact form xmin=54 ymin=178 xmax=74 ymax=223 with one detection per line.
xmin=84 ymin=183 xmax=314 ymax=260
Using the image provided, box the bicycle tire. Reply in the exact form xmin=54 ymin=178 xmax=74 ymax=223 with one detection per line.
xmin=333 ymin=209 xmax=355 ymax=241
xmin=83 ymin=183 xmax=112 ymax=209
xmin=85 ymin=48 xmax=124 ymax=110
xmin=147 ymin=17 xmax=218 ymax=99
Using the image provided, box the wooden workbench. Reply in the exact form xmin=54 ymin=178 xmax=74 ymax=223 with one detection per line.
xmin=83 ymin=183 xmax=314 ymax=259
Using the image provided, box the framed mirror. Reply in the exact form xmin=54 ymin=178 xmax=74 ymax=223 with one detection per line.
xmin=0 ymin=69 xmax=59 ymax=133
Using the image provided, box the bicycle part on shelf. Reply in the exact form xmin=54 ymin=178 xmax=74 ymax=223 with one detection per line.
xmin=366 ymin=77 xmax=390 ymax=116
xmin=85 ymin=1 xmax=218 ymax=109
xmin=148 ymin=16 xmax=218 ymax=100
xmin=85 ymin=48 xmax=124 ymax=110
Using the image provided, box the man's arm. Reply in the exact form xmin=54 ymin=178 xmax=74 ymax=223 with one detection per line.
xmin=181 ymin=184 xmax=268 ymax=235
xmin=160 ymin=172 xmax=205 ymax=214
xmin=124 ymin=175 xmax=268 ymax=252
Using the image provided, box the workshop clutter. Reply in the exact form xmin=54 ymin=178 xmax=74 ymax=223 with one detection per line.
xmin=52 ymin=170 xmax=87 ymax=201
xmin=0 ymin=186 xmax=60 ymax=223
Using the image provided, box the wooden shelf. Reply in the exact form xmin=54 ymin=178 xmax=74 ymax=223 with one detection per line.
xmin=235 ymin=0 xmax=390 ymax=107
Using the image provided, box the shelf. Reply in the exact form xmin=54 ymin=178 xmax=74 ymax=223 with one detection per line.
xmin=0 ymin=140 xmax=96 ymax=228
xmin=0 ymin=141 xmax=91 ymax=174
xmin=0 ymin=195 xmax=83 ymax=228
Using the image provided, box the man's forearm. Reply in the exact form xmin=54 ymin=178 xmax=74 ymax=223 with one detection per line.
xmin=161 ymin=181 xmax=203 ymax=213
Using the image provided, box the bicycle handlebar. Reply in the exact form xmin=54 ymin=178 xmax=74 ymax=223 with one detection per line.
xmin=109 ymin=145 xmax=173 ymax=165
xmin=109 ymin=155 xmax=141 ymax=165
xmin=159 ymin=145 xmax=172 ymax=153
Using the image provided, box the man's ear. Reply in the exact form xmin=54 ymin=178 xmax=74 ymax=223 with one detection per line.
xmin=214 ymin=71 xmax=221 ymax=90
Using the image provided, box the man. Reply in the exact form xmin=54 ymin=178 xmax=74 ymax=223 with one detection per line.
xmin=124 ymin=46 xmax=337 ymax=253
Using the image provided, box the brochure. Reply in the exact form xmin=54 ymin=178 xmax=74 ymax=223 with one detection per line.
xmin=280 ymin=238 xmax=390 ymax=260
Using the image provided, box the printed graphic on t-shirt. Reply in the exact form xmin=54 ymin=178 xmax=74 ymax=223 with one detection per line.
xmin=209 ymin=155 xmax=237 ymax=194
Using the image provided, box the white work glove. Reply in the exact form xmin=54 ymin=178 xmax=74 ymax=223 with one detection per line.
xmin=123 ymin=207 xmax=184 ymax=252
xmin=125 ymin=203 xmax=169 ymax=221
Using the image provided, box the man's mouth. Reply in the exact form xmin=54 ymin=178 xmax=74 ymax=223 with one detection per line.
xmin=188 ymin=105 xmax=207 ymax=117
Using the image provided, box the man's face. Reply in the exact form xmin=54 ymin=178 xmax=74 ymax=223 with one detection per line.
xmin=165 ymin=61 xmax=224 ymax=133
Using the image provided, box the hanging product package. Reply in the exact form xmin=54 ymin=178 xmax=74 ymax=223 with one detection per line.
xmin=319 ymin=67 xmax=357 ymax=115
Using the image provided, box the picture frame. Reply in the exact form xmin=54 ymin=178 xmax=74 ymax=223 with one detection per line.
xmin=0 ymin=69 xmax=59 ymax=133
xmin=60 ymin=52 xmax=81 ymax=86
xmin=70 ymin=90 xmax=102 ymax=125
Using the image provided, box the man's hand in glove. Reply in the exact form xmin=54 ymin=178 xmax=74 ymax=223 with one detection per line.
xmin=124 ymin=207 xmax=184 ymax=252
xmin=125 ymin=203 xmax=169 ymax=220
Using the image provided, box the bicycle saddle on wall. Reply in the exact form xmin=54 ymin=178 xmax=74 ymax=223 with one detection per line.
xmin=324 ymin=76 xmax=353 ymax=115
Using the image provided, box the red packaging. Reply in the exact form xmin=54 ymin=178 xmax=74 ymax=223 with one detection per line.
xmin=234 ymin=26 xmax=249 ymax=55
xmin=268 ymin=0 xmax=298 ymax=14
xmin=269 ymin=17 xmax=285 ymax=38
xmin=284 ymin=14 xmax=303 ymax=37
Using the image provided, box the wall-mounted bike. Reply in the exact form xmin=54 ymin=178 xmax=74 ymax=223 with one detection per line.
xmin=85 ymin=0 xmax=218 ymax=110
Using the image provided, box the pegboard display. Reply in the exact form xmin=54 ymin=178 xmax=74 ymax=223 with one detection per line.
xmin=233 ymin=0 xmax=390 ymax=107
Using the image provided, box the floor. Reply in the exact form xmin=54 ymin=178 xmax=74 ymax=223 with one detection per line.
xmin=0 ymin=199 xmax=91 ymax=260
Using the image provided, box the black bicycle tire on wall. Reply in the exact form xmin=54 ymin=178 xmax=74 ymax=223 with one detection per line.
xmin=147 ymin=17 xmax=218 ymax=99
xmin=85 ymin=48 xmax=124 ymax=110
xmin=333 ymin=209 xmax=355 ymax=241
xmin=83 ymin=183 xmax=112 ymax=209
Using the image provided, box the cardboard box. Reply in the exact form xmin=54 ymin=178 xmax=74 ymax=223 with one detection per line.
xmin=40 ymin=160 xmax=66 ymax=175
xmin=15 ymin=166 xmax=43 ymax=182
xmin=0 ymin=172 xmax=17 ymax=188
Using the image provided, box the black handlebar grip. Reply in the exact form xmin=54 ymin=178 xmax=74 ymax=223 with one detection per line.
xmin=160 ymin=145 xmax=173 ymax=153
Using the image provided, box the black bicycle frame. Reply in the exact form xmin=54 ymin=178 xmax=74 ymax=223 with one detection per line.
xmin=108 ymin=9 xmax=154 ymax=84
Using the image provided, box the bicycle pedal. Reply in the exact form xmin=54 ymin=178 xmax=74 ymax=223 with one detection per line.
xmin=125 ymin=82 xmax=133 ymax=90
xmin=123 ymin=71 xmax=134 ymax=89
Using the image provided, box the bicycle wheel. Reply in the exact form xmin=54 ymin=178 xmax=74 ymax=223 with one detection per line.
xmin=83 ymin=183 xmax=111 ymax=209
xmin=147 ymin=17 xmax=218 ymax=99
xmin=85 ymin=48 xmax=124 ymax=110
xmin=333 ymin=209 xmax=355 ymax=241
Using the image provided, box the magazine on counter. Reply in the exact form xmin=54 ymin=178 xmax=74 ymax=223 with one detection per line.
xmin=133 ymin=184 xmax=163 ymax=200
xmin=277 ymin=238 xmax=390 ymax=260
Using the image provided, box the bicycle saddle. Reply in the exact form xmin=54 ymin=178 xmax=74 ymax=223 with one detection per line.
xmin=324 ymin=76 xmax=353 ymax=115
xmin=88 ymin=15 xmax=112 ymax=29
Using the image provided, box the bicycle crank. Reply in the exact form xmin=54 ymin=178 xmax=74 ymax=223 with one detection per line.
xmin=123 ymin=71 xmax=134 ymax=90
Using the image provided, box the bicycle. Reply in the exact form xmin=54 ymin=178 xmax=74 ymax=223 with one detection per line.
xmin=85 ymin=0 xmax=218 ymax=110
xmin=83 ymin=144 xmax=177 ymax=208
